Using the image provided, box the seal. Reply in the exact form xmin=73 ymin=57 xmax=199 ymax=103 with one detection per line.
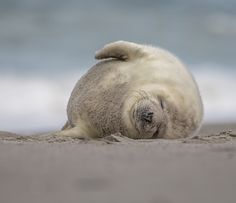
xmin=59 ymin=41 xmax=203 ymax=139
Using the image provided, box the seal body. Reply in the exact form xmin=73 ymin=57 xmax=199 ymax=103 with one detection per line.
xmin=61 ymin=41 xmax=203 ymax=139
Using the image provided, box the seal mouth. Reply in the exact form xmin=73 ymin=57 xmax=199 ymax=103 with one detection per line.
xmin=151 ymin=124 xmax=161 ymax=139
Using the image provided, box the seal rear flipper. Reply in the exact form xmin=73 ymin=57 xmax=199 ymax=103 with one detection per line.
xmin=95 ymin=40 xmax=148 ymax=61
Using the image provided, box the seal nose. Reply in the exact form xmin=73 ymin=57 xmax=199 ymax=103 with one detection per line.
xmin=141 ymin=111 xmax=153 ymax=123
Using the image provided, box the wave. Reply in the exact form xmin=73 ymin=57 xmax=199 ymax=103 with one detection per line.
xmin=193 ymin=64 xmax=236 ymax=123
xmin=0 ymin=66 xmax=235 ymax=133
xmin=0 ymin=72 xmax=82 ymax=133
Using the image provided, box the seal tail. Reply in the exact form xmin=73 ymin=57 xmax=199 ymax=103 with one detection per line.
xmin=95 ymin=41 xmax=148 ymax=61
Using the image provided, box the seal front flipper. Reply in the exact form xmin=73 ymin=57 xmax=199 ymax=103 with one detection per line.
xmin=56 ymin=126 xmax=91 ymax=140
xmin=95 ymin=40 xmax=148 ymax=61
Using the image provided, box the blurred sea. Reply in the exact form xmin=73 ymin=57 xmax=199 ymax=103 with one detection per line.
xmin=0 ymin=0 xmax=236 ymax=132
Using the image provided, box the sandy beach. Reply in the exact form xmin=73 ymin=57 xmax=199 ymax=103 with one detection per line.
xmin=0 ymin=123 xmax=236 ymax=203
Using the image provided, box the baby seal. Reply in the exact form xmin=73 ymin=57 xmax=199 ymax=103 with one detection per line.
xmin=60 ymin=41 xmax=203 ymax=139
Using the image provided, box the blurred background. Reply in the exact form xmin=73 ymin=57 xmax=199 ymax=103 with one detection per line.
xmin=0 ymin=0 xmax=235 ymax=133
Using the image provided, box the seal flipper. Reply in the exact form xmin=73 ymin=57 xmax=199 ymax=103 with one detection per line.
xmin=95 ymin=40 xmax=148 ymax=61
xmin=56 ymin=126 xmax=91 ymax=140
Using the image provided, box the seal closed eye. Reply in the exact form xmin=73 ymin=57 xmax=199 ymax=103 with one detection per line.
xmin=58 ymin=40 xmax=203 ymax=139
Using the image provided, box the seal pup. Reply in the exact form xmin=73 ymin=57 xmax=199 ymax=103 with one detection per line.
xmin=59 ymin=41 xmax=203 ymax=139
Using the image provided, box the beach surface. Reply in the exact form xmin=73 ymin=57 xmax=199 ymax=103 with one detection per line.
xmin=0 ymin=123 xmax=236 ymax=203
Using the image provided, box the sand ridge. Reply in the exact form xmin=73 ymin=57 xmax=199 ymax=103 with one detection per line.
xmin=0 ymin=124 xmax=236 ymax=144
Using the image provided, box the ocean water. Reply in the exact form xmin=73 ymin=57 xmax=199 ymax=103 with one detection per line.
xmin=0 ymin=0 xmax=236 ymax=132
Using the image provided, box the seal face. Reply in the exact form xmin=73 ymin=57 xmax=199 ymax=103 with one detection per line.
xmin=131 ymin=97 xmax=164 ymax=139
xmin=61 ymin=41 xmax=203 ymax=139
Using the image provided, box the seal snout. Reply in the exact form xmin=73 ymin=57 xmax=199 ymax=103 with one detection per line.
xmin=133 ymin=99 xmax=164 ymax=139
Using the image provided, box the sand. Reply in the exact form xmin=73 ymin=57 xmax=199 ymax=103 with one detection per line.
xmin=0 ymin=123 xmax=236 ymax=203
